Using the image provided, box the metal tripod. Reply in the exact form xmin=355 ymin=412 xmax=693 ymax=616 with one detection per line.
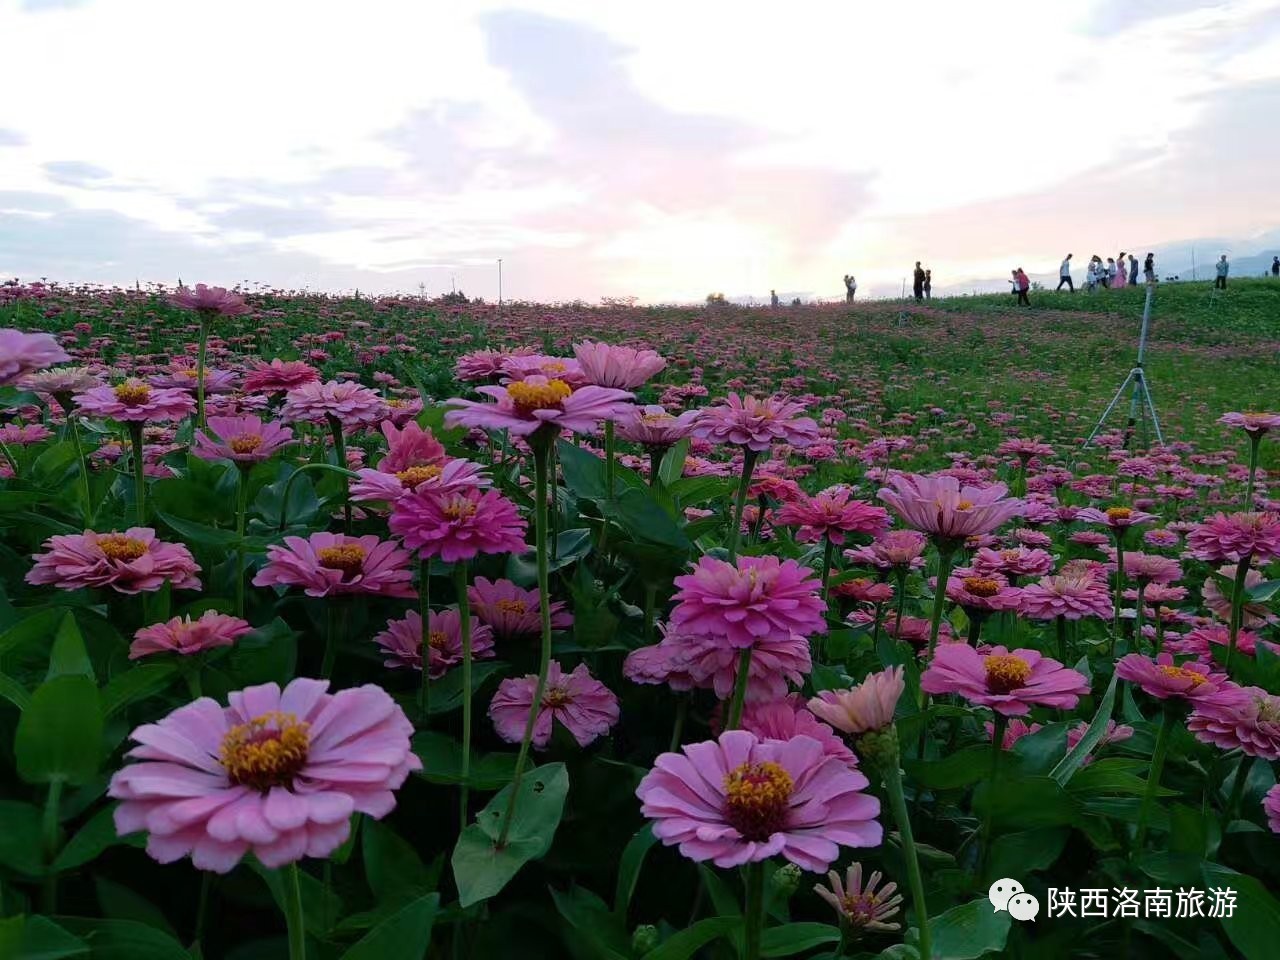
xmin=1083 ymin=283 xmax=1164 ymax=449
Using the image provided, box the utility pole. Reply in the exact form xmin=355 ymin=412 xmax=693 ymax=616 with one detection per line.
xmin=497 ymin=258 xmax=503 ymax=309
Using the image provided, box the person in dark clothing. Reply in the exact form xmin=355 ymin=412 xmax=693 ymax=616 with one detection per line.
xmin=1143 ymin=253 xmax=1156 ymax=284
xmin=1011 ymin=268 xmax=1031 ymax=306
xmin=843 ymin=274 xmax=857 ymax=302
xmin=912 ymin=262 xmax=925 ymax=300
xmin=1214 ymin=255 xmax=1229 ymax=290
xmin=771 ymin=289 xmax=780 ymax=307
xmin=924 ymin=270 xmax=932 ymax=299
xmin=1271 ymin=256 xmax=1279 ymax=277
xmin=1057 ymin=253 xmax=1073 ymax=291
xmin=1128 ymin=254 xmax=1139 ymax=285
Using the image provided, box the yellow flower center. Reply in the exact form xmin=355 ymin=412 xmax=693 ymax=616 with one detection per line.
xmin=840 ymin=891 xmax=889 ymax=927
xmin=1257 ymin=695 xmax=1280 ymax=723
xmin=957 ymin=499 xmax=974 ymax=510
xmin=427 ymin=630 xmax=448 ymax=650
xmin=443 ymin=500 xmax=478 ymax=520
xmin=317 ymin=544 xmax=366 ymax=576
xmin=113 ymin=380 xmax=152 ymax=405
xmin=1001 ymin=550 xmax=1022 ymax=561
xmin=506 ymin=378 xmax=572 ymax=415
xmin=984 ymin=654 xmax=1032 ymax=693
xmin=220 ymin=712 xmax=310 ymax=791
xmin=641 ymin=411 xmax=674 ymax=423
xmin=543 ymin=687 xmax=573 ymax=708
xmin=178 ymin=369 xmax=199 ymax=379
xmin=1106 ymin=507 xmax=1133 ymax=522
xmin=724 ymin=761 xmax=794 ymax=841
xmin=388 ymin=398 xmax=406 ymax=408
xmin=963 ymin=577 xmax=1002 ymax=598
xmin=97 ymin=534 xmax=148 ymax=562
xmin=230 ymin=435 xmax=264 ymax=454
xmin=396 ymin=465 xmax=442 ymax=489
xmin=497 ymin=598 xmax=528 ymax=614
xmin=1158 ymin=665 xmax=1206 ymax=688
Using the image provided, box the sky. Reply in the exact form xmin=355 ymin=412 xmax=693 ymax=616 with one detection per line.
xmin=2 ymin=0 xmax=1279 ymax=302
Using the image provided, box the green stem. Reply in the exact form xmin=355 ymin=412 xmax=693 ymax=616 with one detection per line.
xmin=322 ymin=601 xmax=345 ymax=679
xmin=69 ymin=414 xmax=94 ymax=525
xmin=1226 ymin=556 xmax=1253 ymax=671
xmin=978 ymin=713 xmax=1007 ymax=878
xmin=41 ymin=779 xmax=64 ymax=913
xmin=498 ymin=433 xmax=555 ymax=848
xmin=871 ymin=601 xmax=884 ymax=651
xmin=725 ymin=648 xmax=754 ymax=730
xmin=282 ymin=863 xmax=307 ymax=960
xmin=1225 ymin=754 xmax=1256 ymax=824
xmin=128 ymin=420 xmax=147 ymax=525
xmin=892 ymin=569 xmax=908 ymax=637
xmin=668 ymin=695 xmax=688 ymax=752
xmin=727 ymin=449 xmax=759 ymax=562
xmin=418 ymin=557 xmax=432 ymax=722
xmin=1111 ymin=534 xmax=1126 ymax=651
xmin=326 ymin=414 xmax=352 ymax=534
xmin=882 ymin=754 xmax=931 ymax=960
xmin=643 ymin=582 xmax=657 ymax=644
xmin=742 ymin=860 xmax=765 ymax=960
xmin=604 ymin=419 xmax=616 ymax=497
xmin=819 ymin=535 xmax=835 ymax=606
xmin=456 ymin=563 xmax=474 ymax=832
xmin=277 ymin=462 xmax=359 ymax=531
xmin=1135 ymin=708 xmax=1173 ymax=849
xmin=1056 ymin=616 xmax=1068 ymax=664
xmin=184 ymin=666 xmax=203 ymax=700
xmin=925 ymin=545 xmax=957 ymax=659
xmin=196 ymin=313 xmax=209 ymax=429
xmin=1134 ymin=581 xmax=1146 ymax=651
xmin=967 ymin=611 xmax=984 ymax=647
xmin=235 ymin=465 xmax=250 ymax=618
xmin=0 ymin=438 xmax=17 ymax=479
xmin=193 ymin=872 xmax=213 ymax=954
xmin=1246 ymin=434 xmax=1261 ymax=506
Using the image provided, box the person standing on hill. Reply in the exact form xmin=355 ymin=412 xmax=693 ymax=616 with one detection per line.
xmin=771 ymin=289 xmax=780 ymax=307
xmin=1143 ymin=253 xmax=1156 ymax=284
xmin=924 ymin=269 xmax=932 ymax=299
xmin=1215 ymin=255 xmax=1229 ymax=289
xmin=1086 ymin=258 xmax=1098 ymax=293
xmin=1057 ymin=253 xmax=1074 ymax=291
xmin=912 ymin=262 xmax=925 ymax=300
xmin=1114 ymin=252 xmax=1127 ymax=288
xmin=1105 ymin=258 xmax=1118 ymax=288
xmin=1272 ymin=256 xmax=1279 ymax=277
xmin=1128 ymin=253 xmax=1139 ymax=286
xmin=1011 ymin=268 xmax=1031 ymax=306
xmin=843 ymin=274 xmax=857 ymax=302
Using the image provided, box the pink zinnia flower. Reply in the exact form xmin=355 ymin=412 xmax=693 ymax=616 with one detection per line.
xmin=572 ymin=340 xmax=667 ymax=389
xmin=1070 ymin=530 xmax=1111 ymax=548
xmin=371 ymin=608 xmax=494 ymax=677
xmin=614 ymin=405 xmax=701 ymax=448
xmin=984 ymin=718 xmax=1043 ymax=750
xmin=0 ymin=423 xmax=54 ymax=445
xmin=814 ymin=863 xmax=902 ymax=932
xmin=920 ymin=644 xmax=1088 ymax=716
xmin=488 ymin=660 xmax=620 ymax=749
xmin=453 ymin=346 xmax=537 ymax=383
xmin=385 ymin=396 xmax=424 ymax=426
xmin=945 ymin=572 xmax=1022 ymax=613
xmin=1076 ymin=506 xmax=1158 ymax=531
xmin=0 ymin=328 xmax=71 ymax=385
xmin=389 ymin=487 xmax=528 ymax=563
xmin=169 ymin=283 xmax=249 ymax=316
xmin=622 ymin=628 xmax=701 ymax=693
xmin=1203 ymin=565 xmax=1276 ymax=627
xmin=635 ymin=730 xmax=882 ymax=871
xmin=1114 ymin=652 xmax=1243 ymax=704
xmin=130 ymin=611 xmax=252 ymax=659
xmin=252 ymin=533 xmax=414 ymax=598
xmin=624 ymin=624 xmax=811 ymax=702
xmin=193 ymin=415 xmax=293 ymax=464
xmin=1189 ymin=686 xmax=1280 ymax=759
xmin=20 ymin=366 xmax=102 ymax=402
xmin=467 ymin=576 xmax=572 ymax=639
xmin=808 ymin=666 xmax=905 ymax=734
xmin=693 ymin=393 xmax=820 ymax=451
xmin=375 ymin=419 xmax=446 ymax=473
xmin=970 ymin=546 xmax=1054 ymax=579
xmin=878 ymin=473 xmax=1024 ymax=542
xmin=1108 ymin=551 xmax=1182 ymax=584
xmin=832 ymin=578 xmax=895 ymax=605
xmin=738 ymin=697 xmax=857 ymax=767
xmin=75 ymin=379 xmax=196 ymax=423
xmin=26 ymin=528 xmax=201 ymax=594
xmin=500 ymin=354 xmax=587 ymax=386
xmin=445 ymin=375 xmax=633 ymax=437
xmin=1165 ymin=624 xmax=1270 ymax=659
xmin=349 ymin=458 xmax=490 ymax=504
xmin=109 ymin=678 xmax=420 ymax=872
xmin=1219 ymin=411 xmax=1280 ymax=438
xmin=243 ymin=359 xmax=321 ymax=394
xmin=1264 ymin=784 xmax=1280 ymax=833
xmin=670 ymin=554 xmax=827 ymax=649
xmin=774 ymin=490 xmax=890 ymax=545
xmin=1065 ymin=719 xmax=1134 ymax=765
xmin=281 ymin=380 xmax=389 ymax=427
xmin=1186 ymin=511 xmax=1280 ymax=563
xmin=844 ymin=530 xmax=927 ymax=571
xmin=1015 ymin=572 xmax=1113 ymax=621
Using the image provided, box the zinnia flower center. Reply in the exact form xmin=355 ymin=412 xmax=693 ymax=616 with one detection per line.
xmin=1157 ymin=664 xmax=1206 ymax=687
xmin=1106 ymin=507 xmax=1133 ymax=522
xmin=641 ymin=411 xmax=673 ymax=423
xmin=984 ymin=654 xmax=1032 ymax=693
xmin=1257 ymin=695 xmax=1280 ymax=723
xmin=220 ymin=711 xmax=310 ymax=791
xmin=964 ymin=577 xmax=1002 ymax=598
xmin=388 ymin=398 xmax=406 ymax=408
xmin=840 ymin=892 xmax=887 ymax=927
xmin=723 ymin=761 xmax=794 ymax=841
xmin=497 ymin=598 xmax=528 ymax=614
xmin=396 ymin=465 xmax=442 ymax=489
xmin=317 ymin=544 xmax=366 ymax=576
xmin=427 ymin=630 xmax=448 ymax=650
xmin=97 ymin=534 xmax=148 ymax=562
xmin=230 ymin=435 xmax=264 ymax=454
xmin=443 ymin=500 xmax=478 ymax=520
xmin=507 ymin=378 xmax=572 ymax=414
xmin=113 ymin=380 xmax=152 ymax=405
xmin=956 ymin=499 xmax=974 ymax=510
xmin=543 ymin=686 xmax=573 ymax=708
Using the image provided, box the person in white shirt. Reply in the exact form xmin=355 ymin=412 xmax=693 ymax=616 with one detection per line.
xmin=1057 ymin=253 xmax=1073 ymax=292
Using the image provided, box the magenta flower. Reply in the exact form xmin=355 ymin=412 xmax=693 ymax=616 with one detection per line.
xmin=27 ymin=528 xmax=201 ymax=594
xmin=693 ymin=393 xmax=820 ymax=451
xmin=1114 ymin=652 xmax=1243 ymax=704
xmin=1065 ymin=719 xmax=1134 ymax=765
xmin=670 ymin=554 xmax=827 ymax=649
xmin=169 ymin=283 xmax=249 ymax=316
xmin=844 ymin=530 xmax=927 ymax=571
xmin=243 ymin=359 xmax=321 ymax=394
xmin=0 ymin=328 xmax=71 ymax=385
xmin=75 ymin=380 xmax=196 ymax=423
xmin=1203 ymin=565 xmax=1276 ymax=627
xmin=130 ymin=611 xmax=251 ymax=659
xmin=444 ymin=375 xmax=633 ymax=437
xmin=109 ymin=678 xmax=420 ymax=872
xmin=920 ymin=644 xmax=1088 ymax=716
xmin=371 ymin=608 xmax=494 ymax=678
xmin=814 ymin=863 xmax=902 ymax=932
xmin=1165 ymin=624 xmax=1270 ymax=659
xmin=1186 ymin=511 xmax=1280 ymax=563
xmin=878 ymin=473 xmax=1024 ymax=542
xmin=467 ymin=576 xmax=573 ymax=639
xmin=1076 ymin=506 xmax=1158 ymax=531
xmin=1108 ymin=551 xmax=1182 ymax=584
xmin=969 ymin=546 xmax=1054 ymax=579
xmin=775 ymin=490 xmax=890 ymax=544
xmin=252 ymin=533 xmax=415 ymax=598
xmin=635 ymin=730 xmax=882 ymax=871
xmin=488 ymin=660 xmax=620 ymax=749
xmin=984 ymin=718 xmax=1043 ymax=750
xmin=614 ymin=405 xmax=701 ymax=448
xmin=1189 ymin=686 xmax=1280 ymax=759
xmin=375 ymin=419 xmax=446 ymax=473
xmin=0 ymin=423 xmax=54 ymax=445
xmin=572 ymin=340 xmax=667 ymax=389
xmin=389 ymin=487 xmax=528 ymax=563
xmin=1016 ymin=572 xmax=1113 ymax=621
xmin=150 ymin=363 xmax=239 ymax=394
xmin=944 ymin=573 xmax=1023 ymax=613
xmin=738 ymin=697 xmax=857 ymax=767
xmin=281 ymin=380 xmax=389 ymax=427
xmin=1219 ymin=412 xmax=1280 ymax=437
xmin=193 ymin=415 xmax=293 ymax=464
xmin=808 ymin=666 xmax=905 ymax=735
xmin=1265 ymin=785 xmax=1280 ymax=833
xmin=350 ymin=458 xmax=490 ymax=504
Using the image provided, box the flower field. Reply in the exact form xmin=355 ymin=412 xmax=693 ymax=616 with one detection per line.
xmin=1 ymin=277 xmax=1279 ymax=959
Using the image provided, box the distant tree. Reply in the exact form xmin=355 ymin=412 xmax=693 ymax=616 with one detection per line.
xmin=706 ymin=292 xmax=728 ymax=306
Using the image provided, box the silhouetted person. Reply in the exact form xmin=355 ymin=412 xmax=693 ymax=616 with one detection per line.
xmin=1215 ymin=255 xmax=1229 ymax=289
xmin=843 ymin=274 xmax=857 ymax=302
xmin=771 ymin=289 xmax=780 ymax=307
xmin=1272 ymin=256 xmax=1279 ymax=277
xmin=1128 ymin=254 xmax=1139 ymax=285
xmin=1143 ymin=253 xmax=1156 ymax=284
xmin=1057 ymin=253 xmax=1073 ymax=291
xmin=924 ymin=270 xmax=932 ymax=299
xmin=912 ymin=262 xmax=925 ymax=300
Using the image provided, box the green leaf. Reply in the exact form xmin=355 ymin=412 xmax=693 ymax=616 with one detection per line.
xmin=51 ymin=918 xmax=191 ymax=959
xmin=1246 ymin=578 xmax=1280 ymax=602
xmin=411 ymin=732 xmax=518 ymax=790
xmin=422 ymin=660 xmax=506 ymax=716
xmin=253 ymin=860 xmax=343 ymax=938
xmin=0 ymin=670 xmax=32 ymax=710
xmin=15 ymin=675 xmax=104 ymax=785
xmin=1202 ymin=862 xmax=1280 ymax=960
xmin=95 ymin=875 xmax=180 ymax=937
xmin=362 ymin=819 xmax=434 ymax=906
xmin=55 ymin=805 xmax=130 ymax=871
xmin=606 ymin=487 xmax=691 ymax=549
xmin=0 ymin=799 xmax=46 ymax=875
xmin=760 ymin=923 xmax=843 ymax=957
xmin=340 ymin=893 xmax=439 ymax=960
xmin=101 ymin=664 xmax=178 ymax=717
xmin=971 ymin=775 xmax=1080 ymax=830
xmin=696 ymin=864 xmax=742 ymax=919
xmin=658 ymin=437 xmax=690 ymax=487
xmin=1049 ymin=672 xmax=1118 ymax=785
xmin=157 ymin=510 xmax=239 ymax=548
xmin=0 ymin=607 xmax=66 ymax=659
xmin=451 ymin=825 xmax=544 ymax=910
xmin=1068 ymin=758 xmax=1177 ymax=797
xmin=2 ymin=916 xmax=88 ymax=959
xmin=926 ymin=897 xmax=1012 ymax=960
xmin=903 ymin=745 xmax=991 ymax=790
xmin=253 ymin=463 xmax=320 ymax=529
xmin=32 ymin=440 xmax=81 ymax=484
xmin=47 ymin=612 xmax=94 ymax=681
xmin=644 ymin=917 xmax=738 ymax=960
xmin=984 ymin=828 xmax=1069 ymax=884
xmin=550 ymin=885 xmax=631 ymax=960
xmin=612 ymin=823 xmax=657 ymax=918
xmin=222 ymin=618 xmax=297 ymax=688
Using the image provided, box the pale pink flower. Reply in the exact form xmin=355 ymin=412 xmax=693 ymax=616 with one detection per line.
xmin=878 ymin=473 xmax=1024 ymax=542
xmin=1189 ymin=687 xmax=1280 ymax=759
xmin=20 ymin=366 xmax=101 ymax=401
xmin=1219 ymin=411 xmax=1280 ymax=437
xmin=109 ymin=678 xmax=420 ymax=872
xmin=969 ymin=546 xmax=1054 ymax=579
xmin=349 ymin=458 xmax=490 ymax=504
xmin=1107 ymin=551 xmax=1182 ymax=584
xmin=169 ymin=283 xmax=249 ymax=316
xmin=572 ymin=340 xmax=667 ymax=389
xmin=389 ymin=487 xmax=528 ymax=562
xmin=1016 ymin=572 xmax=1113 ymax=621
xmin=738 ymin=697 xmax=857 ymax=767
xmin=614 ymin=405 xmax=701 ymax=447
xmin=636 ymin=730 xmax=882 ymax=871
xmin=488 ymin=660 xmax=619 ymax=750
xmin=920 ymin=644 xmax=1088 ymax=716
xmin=944 ymin=572 xmax=1023 ymax=613
xmin=467 ymin=576 xmax=572 ymax=639
xmin=1264 ymin=785 xmax=1280 ymax=833
xmin=624 ymin=624 xmax=811 ymax=702
xmin=808 ymin=666 xmax=904 ymax=735
xmin=984 ymin=718 xmax=1043 ymax=750
xmin=814 ymin=863 xmax=902 ymax=931
xmin=1203 ymin=565 xmax=1276 ymax=627
xmin=252 ymin=533 xmax=414 ymax=598
xmin=1065 ymin=719 xmax=1134 ymax=765
xmin=27 ymin=528 xmax=201 ymax=594
xmin=445 ymin=375 xmax=633 ymax=437
xmin=1114 ymin=652 xmax=1244 ymax=705
xmin=670 ymin=554 xmax=827 ymax=649
xmin=499 ymin=354 xmax=588 ymax=386
xmin=454 ymin=346 xmax=537 ymax=383
xmin=1186 ymin=511 xmax=1280 ymax=563
xmin=1076 ymin=506 xmax=1158 ymax=531
xmin=75 ymin=380 xmax=196 ymax=423
xmin=281 ymin=380 xmax=389 ymax=427
xmin=844 ymin=530 xmax=927 ymax=571
xmin=371 ymin=608 xmax=494 ymax=677
xmin=242 ymin=359 xmax=321 ymax=394
xmin=130 ymin=611 xmax=252 ymax=659
xmin=193 ymin=415 xmax=293 ymax=464
xmin=0 ymin=328 xmax=71 ymax=385
xmin=693 ymin=393 xmax=820 ymax=451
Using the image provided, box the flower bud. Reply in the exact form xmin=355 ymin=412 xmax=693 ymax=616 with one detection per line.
xmin=855 ymin=724 xmax=901 ymax=770
xmin=772 ymin=862 xmax=802 ymax=897
xmin=631 ymin=924 xmax=659 ymax=955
